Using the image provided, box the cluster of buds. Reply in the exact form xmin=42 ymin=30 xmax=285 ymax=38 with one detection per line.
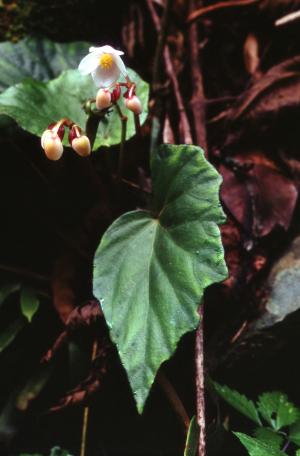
xmin=95 ymin=83 xmax=142 ymax=115
xmin=41 ymin=45 xmax=144 ymax=161
xmin=78 ymin=45 xmax=143 ymax=115
xmin=41 ymin=119 xmax=91 ymax=161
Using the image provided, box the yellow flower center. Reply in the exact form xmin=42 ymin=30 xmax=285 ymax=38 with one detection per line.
xmin=99 ymin=53 xmax=114 ymax=70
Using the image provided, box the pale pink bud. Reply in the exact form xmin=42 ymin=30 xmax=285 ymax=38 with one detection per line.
xmin=125 ymin=95 xmax=142 ymax=115
xmin=96 ymin=88 xmax=112 ymax=110
xmin=41 ymin=130 xmax=63 ymax=161
xmin=71 ymin=135 xmax=91 ymax=157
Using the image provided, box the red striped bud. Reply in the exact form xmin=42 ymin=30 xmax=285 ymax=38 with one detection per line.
xmin=125 ymin=95 xmax=142 ymax=115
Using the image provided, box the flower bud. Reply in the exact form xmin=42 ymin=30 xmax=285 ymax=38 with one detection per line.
xmin=125 ymin=95 xmax=142 ymax=115
xmin=41 ymin=129 xmax=63 ymax=161
xmin=96 ymin=88 xmax=112 ymax=110
xmin=71 ymin=135 xmax=91 ymax=157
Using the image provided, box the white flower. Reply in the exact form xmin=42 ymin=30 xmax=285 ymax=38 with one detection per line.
xmin=78 ymin=45 xmax=127 ymax=88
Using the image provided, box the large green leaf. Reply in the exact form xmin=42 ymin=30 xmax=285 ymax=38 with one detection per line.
xmin=257 ymin=392 xmax=300 ymax=430
xmin=234 ymin=433 xmax=286 ymax=456
xmin=214 ymin=382 xmax=261 ymax=425
xmin=0 ymin=68 xmax=148 ymax=149
xmin=93 ymin=145 xmax=227 ymax=411
xmin=0 ymin=37 xmax=90 ymax=91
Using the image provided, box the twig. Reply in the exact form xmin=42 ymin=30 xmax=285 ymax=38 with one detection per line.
xmin=275 ymin=9 xmax=300 ymax=26
xmin=80 ymin=339 xmax=98 ymax=456
xmin=147 ymin=0 xmax=193 ymax=144
xmin=157 ymin=370 xmax=190 ymax=433
xmin=0 ymin=263 xmax=48 ymax=282
xmin=195 ymin=306 xmax=205 ymax=456
xmin=187 ymin=0 xmax=260 ymax=24
xmin=188 ymin=0 xmax=207 ymax=152
xmin=152 ymin=0 xmax=173 ymax=90
xmin=188 ymin=2 xmax=208 ymax=453
xmin=114 ymin=102 xmax=128 ymax=181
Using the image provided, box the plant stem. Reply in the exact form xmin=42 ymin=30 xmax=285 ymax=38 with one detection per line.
xmin=195 ymin=307 xmax=206 ymax=456
xmin=134 ymin=113 xmax=141 ymax=136
xmin=157 ymin=370 xmax=190 ymax=433
xmin=80 ymin=339 xmax=98 ymax=456
xmin=114 ymin=102 xmax=128 ymax=181
xmin=187 ymin=0 xmax=259 ymax=23
xmin=152 ymin=0 xmax=173 ymax=91
xmin=188 ymin=0 xmax=207 ymax=152
xmin=85 ymin=112 xmax=101 ymax=149
xmin=147 ymin=0 xmax=193 ymax=144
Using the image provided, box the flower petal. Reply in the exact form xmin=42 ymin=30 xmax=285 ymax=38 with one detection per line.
xmin=92 ymin=64 xmax=120 ymax=88
xmin=113 ymin=54 xmax=127 ymax=76
xmin=78 ymin=52 xmax=99 ymax=75
xmin=88 ymin=45 xmax=124 ymax=56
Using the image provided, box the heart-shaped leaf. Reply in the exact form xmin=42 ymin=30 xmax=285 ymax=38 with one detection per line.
xmin=0 ymin=68 xmax=149 ymax=149
xmin=0 ymin=37 xmax=90 ymax=91
xmin=93 ymin=144 xmax=227 ymax=411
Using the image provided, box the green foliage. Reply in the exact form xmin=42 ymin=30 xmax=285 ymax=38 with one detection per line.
xmin=16 ymin=366 xmax=51 ymax=411
xmin=94 ymin=144 xmax=227 ymax=411
xmin=253 ymin=427 xmax=284 ymax=450
xmin=257 ymin=392 xmax=300 ymax=430
xmin=20 ymin=287 xmax=40 ymax=323
xmin=289 ymin=420 xmax=300 ymax=446
xmin=0 ymin=68 xmax=149 ymax=149
xmin=214 ymin=382 xmax=261 ymax=425
xmin=184 ymin=416 xmax=199 ymax=456
xmin=215 ymin=383 xmax=300 ymax=456
xmin=19 ymin=448 xmax=73 ymax=456
xmin=0 ymin=37 xmax=90 ymax=91
xmin=234 ymin=433 xmax=286 ymax=456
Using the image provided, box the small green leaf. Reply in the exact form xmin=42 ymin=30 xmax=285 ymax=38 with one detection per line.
xmin=214 ymin=382 xmax=261 ymax=425
xmin=289 ymin=419 xmax=300 ymax=446
xmin=234 ymin=432 xmax=287 ymax=456
xmin=94 ymin=145 xmax=227 ymax=411
xmin=0 ymin=282 xmax=20 ymax=307
xmin=20 ymin=287 xmax=40 ymax=323
xmin=16 ymin=366 xmax=51 ymax=411
xmin=0 ymin=317 xmax=26 ymax=352
xmin=253 ymin=427 xmax=284 ymax=450
xmin=0 ymin=37 xmax=90 ymax=91
xmin=296 ymin=450 xmax=300 ymax=456
xmin=184 ymin=416 xmax=199 ymax=456
xmin=19 ymin=454 xmax=42 ymax=456
xmin=0 ymin=68 xmax=149 ymax=149
xmin=257 ymin=392 xmax=300 ymax=430
xmin=50 ymin=448 xmax=74 ymax=456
